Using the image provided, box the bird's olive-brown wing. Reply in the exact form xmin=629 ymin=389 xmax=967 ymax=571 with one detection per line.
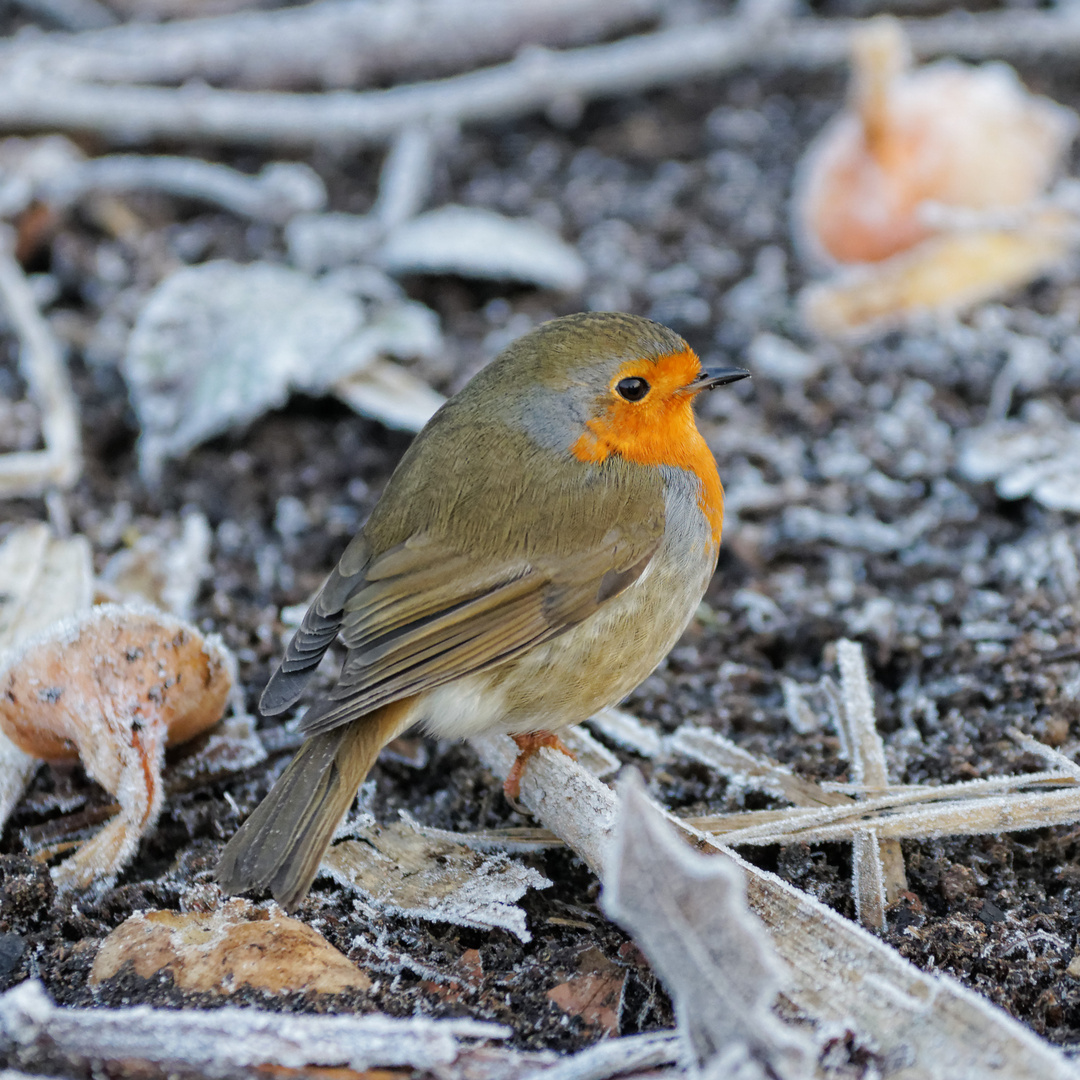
xmin=260 ymin=413 xmax=668 ymax=728
xmin=292 ymin=519 xmax=661 ymax=737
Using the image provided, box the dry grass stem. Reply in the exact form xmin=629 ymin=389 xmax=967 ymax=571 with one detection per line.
xmin=518 ymin=1031 xmax=679 ymax=1080
xmin=1007 ymin=725 xmax=1080 ymax=779
xmin=691 ymin=769 xmax=1075 ymax=841
xmin=718 ymin=783 xmax=1080 ymax=845
xmin=0 ymin=230 xmax=80 ymax=497
xmin=670 ymin=722 xmax=850 ymax=808
xmin=836 ymin=639 xmax=908 ymax=921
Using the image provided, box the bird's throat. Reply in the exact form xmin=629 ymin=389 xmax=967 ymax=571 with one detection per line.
xmin=571 ymin=402 xmax=724 ymax=547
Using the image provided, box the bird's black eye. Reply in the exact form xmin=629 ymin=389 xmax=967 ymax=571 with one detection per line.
xmin=616 ymin=377 xmax=650 ymax=402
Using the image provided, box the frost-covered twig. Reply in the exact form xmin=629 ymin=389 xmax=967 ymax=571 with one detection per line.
xmin=836 ymin=639 xmax=907 ymax=927
xmin=669 ymin=722 xmax=851 ymax=808
xmin=0 ymin=0 xmax=670 ymax=88
xmin=5 ymin=11 xmax=1080 ymax=147
xmin=520 ymin=1031 xmax=680 ymax=1080
xmin=0 ymin=980 xmax=508 ymax=1075
xmin=714 ymin=780 xmax=1080 ymax=845
xmin=43 ymin=156 xmax=326 ymax=224
xmin=0 ymin=229 xmax=80 ymax=497
xmin=469 ymin=732 xmax=1080 ymax=1080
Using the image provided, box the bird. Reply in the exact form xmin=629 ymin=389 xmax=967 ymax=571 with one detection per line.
xmin=216 ymin=311 xmax=749 ymax=910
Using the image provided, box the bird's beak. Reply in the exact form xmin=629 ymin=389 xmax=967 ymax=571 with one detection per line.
xmin=687 ymin=365 xmax=751 ymax=393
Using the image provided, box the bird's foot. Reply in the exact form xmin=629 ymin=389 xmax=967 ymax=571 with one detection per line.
xmin=503 ymin=730 xmax=575 ymax=804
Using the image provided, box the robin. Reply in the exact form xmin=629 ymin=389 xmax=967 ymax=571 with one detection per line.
xmin=217 ymin=312 xmax=748 ymax=910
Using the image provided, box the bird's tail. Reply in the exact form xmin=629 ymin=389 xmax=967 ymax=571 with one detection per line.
xmin=216 ymin=698 xmax=413 ymax=911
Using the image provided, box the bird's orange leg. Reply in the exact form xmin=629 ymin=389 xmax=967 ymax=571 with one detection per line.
xmin=504 ymin=731 xmax=576 ymax=802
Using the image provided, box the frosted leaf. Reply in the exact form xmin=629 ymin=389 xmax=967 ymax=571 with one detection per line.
xmin=334 ymin=304 xmax=446 ymax=433
xmin=801 ymin=216 xmax=1074 ymax=338
xmin=795 ymin=17 xmax=1076 ymax=266
xmin=167 ymin=713 xmax=266 ymax=786
xmin=91 ymin=899 xmax=372 ymax=995
xmin=123 ymin=262 xmax=443 ymax=478
xmin=379 ymin=206 xmax=587 ymax=291
xmin=0 ymin=980 xmax=507 ymax=1074
xmin=0 ymin=603 xmax=233 ymax=891
xmin=602 ymin=771 xmax=812 ymax=1077
xmin=959 ymin=400 xmax=1080 ymax=511
xmin=322 ymin=819 xmax=551 ymax=942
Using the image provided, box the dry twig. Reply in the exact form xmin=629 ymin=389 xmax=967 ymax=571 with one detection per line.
xmin=42 ymin=156 xmax=327 ymax=224
xmin=469 ymin=732 xmax=1080 ymax=1079
xmin=0 ymin=0 xmax=670 ymax=88
xmin=4 ymin=11 xmax=1080 ymax=148
xmin=0 ymin=980 xmax=508 ymax=1075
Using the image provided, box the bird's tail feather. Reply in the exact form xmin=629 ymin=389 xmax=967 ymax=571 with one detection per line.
xmin=216 ymin=699 xmax=413 ymax=911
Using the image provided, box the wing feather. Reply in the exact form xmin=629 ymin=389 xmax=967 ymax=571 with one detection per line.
xmin=295 ymin=529 xmax=659 ymax=737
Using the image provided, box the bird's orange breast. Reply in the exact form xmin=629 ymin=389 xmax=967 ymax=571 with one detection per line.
xmin=570 ymin=348 xmax=724 ymax=547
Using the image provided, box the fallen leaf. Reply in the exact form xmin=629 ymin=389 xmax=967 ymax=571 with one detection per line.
xmin=0 ymin=524 xmax=92 ymax=831
xmin=90 ymin=899 xmax=371 ymax=995
xmin=546 ymin=951 xmax=626 ymax=1036
xmin=123 ymin=261 xmax=442 ymax=479
xmin=602 ymin=771 xmax=812 ymax=1077
xmin=801 ymin=214 xmax=1072 ymax=338
xmin=795 ymin=17 xmax=1075 ymax=265
xmin=322 ymin=819 xmax=551 ymax=943
xmin=378 ymin=205 xmax=586 ymax=291
xmin=0 ymin=603 xmax=233 ymax=891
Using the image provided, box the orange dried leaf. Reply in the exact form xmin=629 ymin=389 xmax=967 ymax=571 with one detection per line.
xmin=795 ymin=17 xmax=1075 ymax=265
xmin=0 ymin=603 xmax=233 ymax=890
xmin=91 ymin=899 xmax=372 ymax=995
xmin=802 ymin=213 xmax=1073 ymax=338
